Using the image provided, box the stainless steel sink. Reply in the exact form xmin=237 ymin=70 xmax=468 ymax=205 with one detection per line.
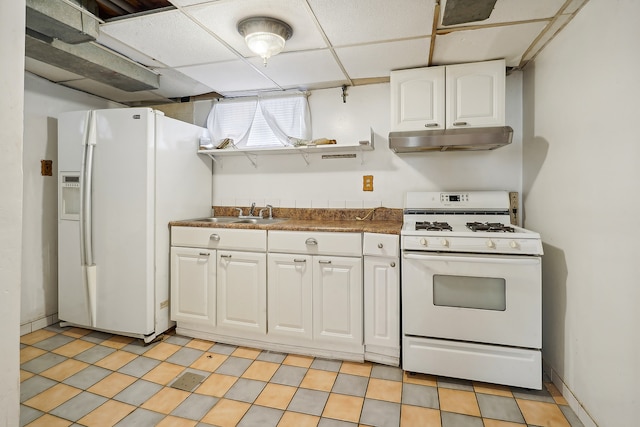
xmin=189 ymin=217 xmax=289 ymax=225
xmin=189 ymin=216 xmax=239 ymax=223
xmin=233 ymin=218 xmax=289 ymax=224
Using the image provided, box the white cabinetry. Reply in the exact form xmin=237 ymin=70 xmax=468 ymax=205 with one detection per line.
xmin=363 ymin=233 xmax=400 ymax=366
xmin=390 ymin=66 xmax=445 ymax=131
xmin=217 ymin=250 xmax=266 ymax=336
xmin=391 ymin=59 xmax=505 ymax=131
xmin=170 ymin=247 xmax=216 ymax=327
xmin=170 ymin=226 xmax=267 ymax=339
xmin=268 ymin=231 xmax=363 ymax=353
xmin=267 ymin=254 xmax=313 ymax=341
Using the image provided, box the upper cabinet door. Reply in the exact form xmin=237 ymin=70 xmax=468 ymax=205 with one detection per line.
xmin=390 ymin=67 xmax=445 ymax=131
xmin=445 ymin=59 xmax=506 ymax=129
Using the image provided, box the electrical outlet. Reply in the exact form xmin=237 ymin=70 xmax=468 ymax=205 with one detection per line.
xmin=41 ymin=160 xmax=53 ymax=176
xmin=363 ymin=175 xmax=373 ymax=191
xmin=509 ymin=192 xmax=519 ymax=225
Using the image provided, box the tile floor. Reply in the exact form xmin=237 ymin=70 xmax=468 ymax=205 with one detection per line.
xmin=20 ymin=324 xmax=584 ymax=427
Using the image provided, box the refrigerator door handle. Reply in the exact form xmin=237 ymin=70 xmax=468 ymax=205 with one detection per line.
xmin=80 ymin=110 xmax=98 ymax=326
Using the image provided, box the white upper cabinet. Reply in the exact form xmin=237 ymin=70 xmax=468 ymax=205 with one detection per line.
xmin=446 ymin=60 xmax=505 ymax=128
xmin=390 ymin=66 xmax=445 ymax=131
xmin=390 ymin=59 xmax=505 ymax=132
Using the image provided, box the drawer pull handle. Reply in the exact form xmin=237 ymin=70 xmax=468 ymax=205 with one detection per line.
xmin=293 ymin=258 xmax=307 ymax=263
xmin=390 ymin=262 xmax=396 ymax=268
xmin=199 ymin=252 xmax=210 ymax=256
xmin=453 ymin=121 xmax=468 ymax=126
xmin=318 ymin=260 xmax=332 ymax=264
xmin=220 ymin=254 xmax=232 ymax=258
xmin=210 ymin=234 xmax=220 ymax=241
xmin=377 ymin=243 xmax=384 ymax=248
xmin=305 ymin=238 xmax=318 ymax=246
xmin=425 ymin=123 xmax=438 ymax=127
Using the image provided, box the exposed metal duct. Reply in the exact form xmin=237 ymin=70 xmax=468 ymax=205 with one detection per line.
xmin=26 ymin=31 xmax=159 ymax=92
xmin=26 ymin=0 xmax=99 ymax=44
xmin=25 ymin=0 xmax=160 ymax=92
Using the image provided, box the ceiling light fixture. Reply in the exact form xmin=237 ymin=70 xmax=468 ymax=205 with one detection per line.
xmin=237 ymin=16 xmax=293 ymax=66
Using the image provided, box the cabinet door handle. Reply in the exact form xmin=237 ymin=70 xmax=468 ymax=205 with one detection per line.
xmin=220 ymin=254 xmax=232 ymax=258
xmin=210 ymin=234 xmax=220 ymax=241
xmin=199 ymin=252 xmax=210 ymax=256
xmin=390 ymin=262 xmax=396 ymax=268
xmin=425 ymin=123 xmax=438 ymax=127
xmin=305 ymin=238 xmax=318 ymax=246
xmin=318 ymin=260 xmax=332 ymax=264
xmin=377 ymin=243 xmax=384 ymax=248
xmin=293 ymin=258 xmax=307 ymax=263
xmin=453 ymin=121 xmax=468 ymax=126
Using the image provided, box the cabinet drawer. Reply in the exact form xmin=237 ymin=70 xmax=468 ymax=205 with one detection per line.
xmin=268 ymin=231 xmax=362 ymax=257
xmin=363 ymin=233 xmax=399 ymax=257
xmin=171 ymin=226 xmax=267 ymax=252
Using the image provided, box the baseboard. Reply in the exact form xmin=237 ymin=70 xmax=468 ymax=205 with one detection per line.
xmin=20 ymin=313 xmax=59 ymax=336
xmin=542 ymin=359 xmax=599 ymax=427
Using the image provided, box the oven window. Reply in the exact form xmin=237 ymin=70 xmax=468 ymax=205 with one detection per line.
xmin=433 ymin=275 xmax=506 ymax=311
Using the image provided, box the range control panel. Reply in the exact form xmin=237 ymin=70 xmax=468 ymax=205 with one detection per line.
xmin=440 ymin=193 xmax=469 ymax=203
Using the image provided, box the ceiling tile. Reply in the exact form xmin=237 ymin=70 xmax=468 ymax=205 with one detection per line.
xmin=25 ymin=57 xmax=85 ymax=83
xmin=151 ymin=67 xmax=216 ymax=98
xmin=96 ymin=33 xmax=166 ymax=68
xmin=185 ymin=0 xmax=327 ymax=57
xmin=307 ymin=0 xmax=436 ymax=46
xmin=100 ymin=9 xmax=238 ymax=67
xmin=176 ymin=60 xmax=279 ymax=94
xmin=439 ymin=0 xmax=565 ymax=27
xmin=169 ymin=0 xmax=211 ymax=6
xmin=433 ymin=21 xmax=548 ymax=67
xmin=521 ymin=14 xmax=571 ymax=63
xmin=335 ymin=38 xmax=431 ymax=79
xmin=249 ymin=49 xmax=347 ymax=88
xmin=62 ymin=79 xmax=170 ymax=103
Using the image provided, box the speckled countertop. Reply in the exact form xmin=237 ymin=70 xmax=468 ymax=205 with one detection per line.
xmin=169 ymin=207 xmax=403 ymax=235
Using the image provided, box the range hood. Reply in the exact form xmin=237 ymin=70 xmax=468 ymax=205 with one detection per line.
xmin=389 ymin=126 xmax=513 ymax=153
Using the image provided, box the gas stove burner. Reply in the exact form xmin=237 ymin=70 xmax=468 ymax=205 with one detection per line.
xmin=466 ymin=222 xmax=515 ymax=233
xmin=415 ymin=221 xmax=452 ymax=231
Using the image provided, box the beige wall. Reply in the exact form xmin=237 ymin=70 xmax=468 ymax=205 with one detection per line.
xmin=523 ymin=0 xmax=640 ymax=425
xmin=0 ymin=1 xmax=25 ymax=424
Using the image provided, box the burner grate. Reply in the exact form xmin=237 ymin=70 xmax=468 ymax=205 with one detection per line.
xmin=466 ymin=222 xmax=515 ymax=232
xmin=416 ymin=221 xmax=452 ymax=231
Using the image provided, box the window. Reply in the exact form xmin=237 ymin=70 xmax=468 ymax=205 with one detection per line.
xmin=206 ymin=92 xmax=310 ymax=149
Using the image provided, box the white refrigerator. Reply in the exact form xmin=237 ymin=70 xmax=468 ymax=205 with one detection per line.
xmin=57 ymin=108 xmax=212 ymax=343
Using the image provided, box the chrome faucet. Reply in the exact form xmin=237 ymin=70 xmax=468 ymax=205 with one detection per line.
xmin=234 ymin=207 xmax=243 ymax=217
xmin=258 ymin=205 xmax=273 ymax=219
xmin=249 ymin=202 xmax=256 ymax=216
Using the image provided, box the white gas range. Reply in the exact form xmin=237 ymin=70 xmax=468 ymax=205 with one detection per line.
xmin=400 ymin=191 xmax=544 ymax=389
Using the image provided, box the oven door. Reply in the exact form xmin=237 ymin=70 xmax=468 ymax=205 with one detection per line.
xmin=402 ymin=251 xmax=541 ymax=348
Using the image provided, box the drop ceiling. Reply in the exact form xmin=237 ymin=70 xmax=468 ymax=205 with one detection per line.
xmin=24 ymin=0 xmax=589 ymax=105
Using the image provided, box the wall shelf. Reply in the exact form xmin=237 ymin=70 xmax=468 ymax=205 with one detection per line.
xmin=198 ymin=141 xmax=374 ymax=168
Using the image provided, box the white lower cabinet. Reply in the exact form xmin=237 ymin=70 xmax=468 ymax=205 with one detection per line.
xmin=363 ymin=233 xmax=400 ymax=366
xmin=170 ymin=247 xmax=216 ymax=327
xmin=267 ymin=254 xmax=313 ymax=340
xmin=217 ymin=250 xmax=267 ymax=335
xmin=171 ymin=226 xmax=400 ymax=362
xmin=313 ymin=256 xmax=362 ymax=347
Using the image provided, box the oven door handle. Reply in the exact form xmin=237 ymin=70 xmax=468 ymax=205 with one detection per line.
xmin=402 ymin=253 xmax=540 ymax=265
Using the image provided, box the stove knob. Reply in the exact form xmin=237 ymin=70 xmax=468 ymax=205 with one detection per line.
xmin=419 ymin=238 xmax=428 ymax=246
xmin=486 ymin=239 xmax=495 ymax=248
xmin=440 ymin=238 xmax=449 ymax=247
xmin=509 ymin=240 xmax=519 ymax=249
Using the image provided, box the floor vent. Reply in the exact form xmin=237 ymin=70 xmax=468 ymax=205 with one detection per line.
xmin=170 ymin=372 xmax=205 ymax=392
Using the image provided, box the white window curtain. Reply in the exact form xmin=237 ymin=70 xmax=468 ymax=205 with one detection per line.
xmin=206 ymin=93 xmax=311 ymax=149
